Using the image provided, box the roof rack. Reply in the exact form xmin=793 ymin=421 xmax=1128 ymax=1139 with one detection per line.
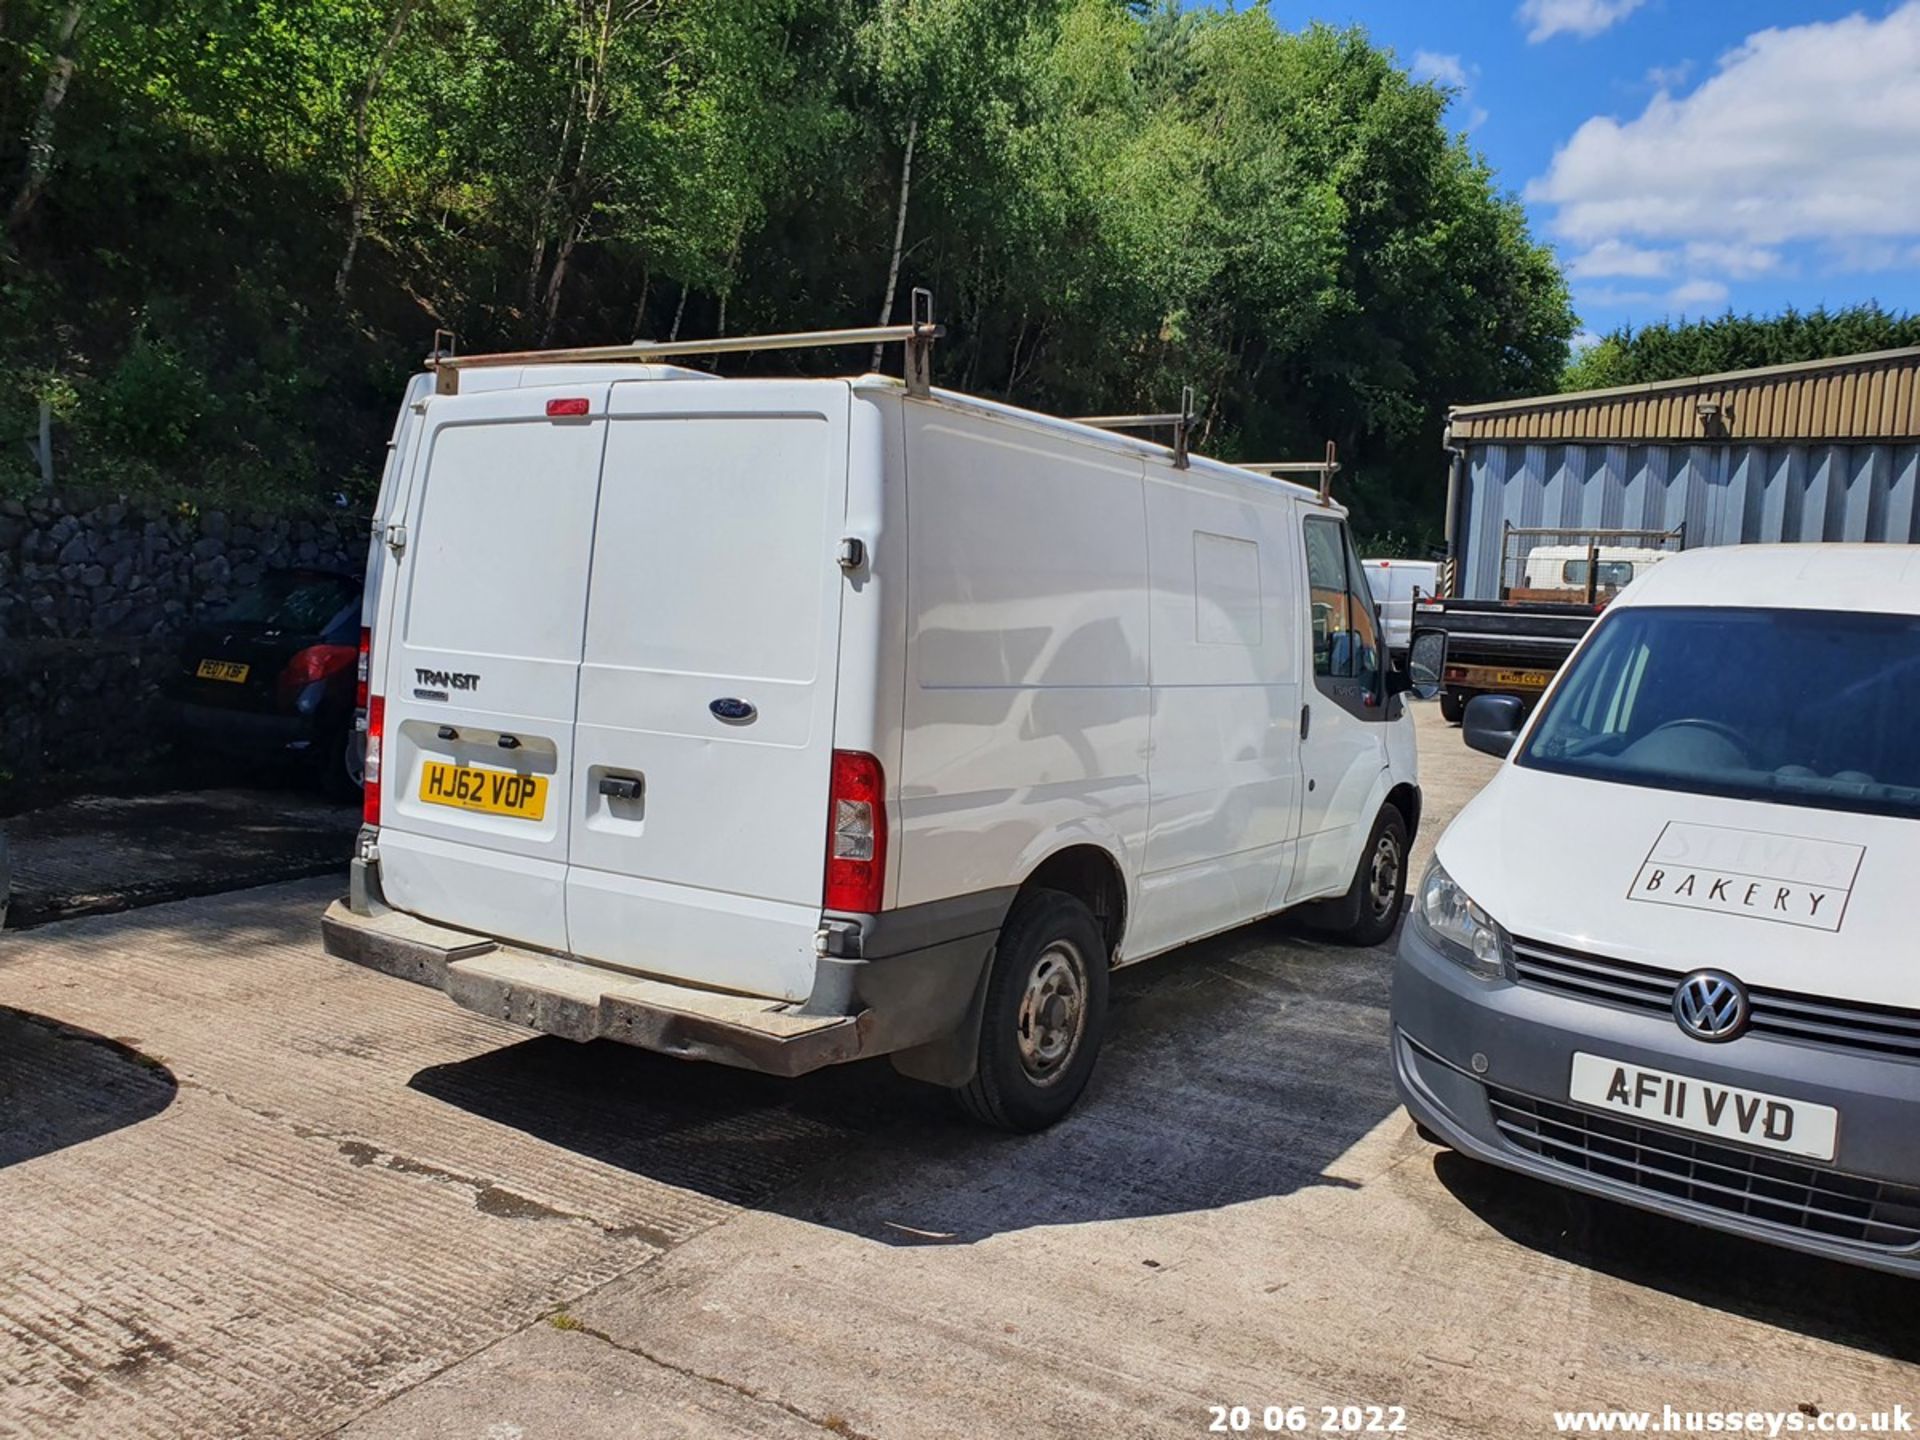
xmin=1240 ymin=442 xmax=1341 ymax=503
xmin=1074 ymin=385 xmax=1197 ymax=468
xmin=428 ymin=288 xmax=945 ymax=397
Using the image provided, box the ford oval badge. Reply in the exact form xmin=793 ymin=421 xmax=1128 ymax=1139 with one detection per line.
xmin=709 ymin=697 xmax=756 ymax=723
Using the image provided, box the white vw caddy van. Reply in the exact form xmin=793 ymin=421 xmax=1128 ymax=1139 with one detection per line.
xmin=1394 ymin=544 xmax=1920 ymax=1273
xmin=324 ymin=330 xmax=1419 ymax=1130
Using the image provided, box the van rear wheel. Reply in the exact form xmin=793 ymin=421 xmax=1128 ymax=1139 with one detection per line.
xmin=954 ymin=888 xmax=1108 ymax=1133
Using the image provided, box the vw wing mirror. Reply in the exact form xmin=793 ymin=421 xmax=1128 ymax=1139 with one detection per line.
xmin=1462 ymin=694 xmax=1526 ymax=759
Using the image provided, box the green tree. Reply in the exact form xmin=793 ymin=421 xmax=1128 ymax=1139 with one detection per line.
xmin=0 ymin=0 xmax=1573 ymax=544
xmin=1564 ymin=304 xmax=1920 ymax=391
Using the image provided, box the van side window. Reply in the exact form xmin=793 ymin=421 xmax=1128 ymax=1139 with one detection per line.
xmin=1305 ymin=519 xmax=1352 ymax=677
xmin=1342 ymin=533 xmax=1382 ymax=674
xmin=1304 ymin=517 xmax=1378 ymax=681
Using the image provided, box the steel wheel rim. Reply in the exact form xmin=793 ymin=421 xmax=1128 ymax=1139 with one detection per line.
xmin=1016 ymin=941 xmax=1088 ymax=1086
xmin=1368 ymin=833 xmax=1402 ymax=920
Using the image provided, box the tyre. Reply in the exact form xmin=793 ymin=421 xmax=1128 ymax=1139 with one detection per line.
xmin=1316 ymin=806 xmax=1410 ymax=948
xmin=953 ymin=888 xmax=1109 ymax=1133
xmin=1439 ymin=689 xmax=1465 ymax=724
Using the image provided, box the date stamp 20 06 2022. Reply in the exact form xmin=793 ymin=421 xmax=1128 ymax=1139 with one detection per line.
xmin=1207 ymin=1405 xmax=1410 ymax=1435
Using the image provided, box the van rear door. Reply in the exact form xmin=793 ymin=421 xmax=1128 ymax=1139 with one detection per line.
xmin=374 ymin=384 xmax=610 ymax=952
xmin=565 ymin=380 xmax=852 ymax=1002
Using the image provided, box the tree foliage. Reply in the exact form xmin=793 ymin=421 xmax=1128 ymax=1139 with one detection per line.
xmin=1564 ymin=304 xmax=1920 ymax=393
xmin=0 ymin=0 xmax=1572 ymax=541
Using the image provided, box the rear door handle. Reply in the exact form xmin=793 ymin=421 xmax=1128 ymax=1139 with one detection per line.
xmin=597 ymin=775 xmax=643 ymax=801
xmin=1299 ymin=704 xmax=1311 ymax=741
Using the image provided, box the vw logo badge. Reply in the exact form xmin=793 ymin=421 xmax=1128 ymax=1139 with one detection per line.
xmin=1672 ymin=969 xmax=1750 ymax=1043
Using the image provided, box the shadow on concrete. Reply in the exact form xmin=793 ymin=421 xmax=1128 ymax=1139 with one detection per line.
xmin=404 ymin=904 xmax=1920 ymax=1362
xmin=4 ymin=785 xmax=358 ymax=928
xmin=0 ymin=1007 xmax=179 ymax=1168
xmin=410 ymin=1036 xmax=936 ymax=1214
xmin=1432 ymin=1150 xmax=1920 ymax=1365
xmin=408 ymin=914 xmax=1404 ymax=1244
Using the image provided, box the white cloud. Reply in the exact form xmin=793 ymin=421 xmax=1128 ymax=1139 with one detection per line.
xmin=1644 ymin=60 xmax=1693 ymax=91
xmin=1412 ymin=51 xmax=1469 ymax=91
xmin=1519 ymin=0 xmax=1646 ymax=43
xmin=1536 ymin=4 xmax=1920 ymax=316
xmin=1570 ymin=330 xmax=1603 ymax=353
xmin=1826 ymin=239 xmax=1920 ymax=272
xmin=1532 ymin=5 xmax=1920 ymax=252
xmin=1682 ymin=241 xmax=1780 ymax=280
xmin=1667 ymin=279 xmax=1730 ymax=309
xmin=1567 ymin=239 xmax=1672 ymax=278
xmin=1410 ymin=51 xmax=1487 ymax=130
xmin=1572 ymin=280 xmax=1730 ymax=315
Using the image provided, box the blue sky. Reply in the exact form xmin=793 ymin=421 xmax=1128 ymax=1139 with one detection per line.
xmin=1266 ymin=0 xmax=1920 ymax=345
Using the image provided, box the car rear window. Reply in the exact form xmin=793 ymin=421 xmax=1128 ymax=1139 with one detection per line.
xmin=217 ymin=572 xmax=358 ymax=633
xmin=1519 ymin=605 xmax=1920 ymax=821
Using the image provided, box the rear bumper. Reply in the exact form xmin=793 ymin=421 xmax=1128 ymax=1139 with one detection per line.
xmin=323 ymin=899 xmax=870 ymax=1076
xmin=321 ymin=859 xmax=1004 ymax=1080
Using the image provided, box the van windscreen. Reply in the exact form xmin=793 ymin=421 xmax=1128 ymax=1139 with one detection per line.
xmin=1519 ymin=605 xmax=1920 ymax=820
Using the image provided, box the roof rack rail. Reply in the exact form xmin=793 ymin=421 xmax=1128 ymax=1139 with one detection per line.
xmin=428 ymin=288 xmax=945 ymax=397
xmin=1239 ymin=441 xmax=1341 ymax=503
xmin=1075 ymin=385 xmax=1197 ymax=468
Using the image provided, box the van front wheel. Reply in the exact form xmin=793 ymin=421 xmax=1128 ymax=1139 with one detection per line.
xmin=954 ymin=888 xmax=1108 ymax=1133
xmin=1315 ymin=807 xmax=1410 ymax=948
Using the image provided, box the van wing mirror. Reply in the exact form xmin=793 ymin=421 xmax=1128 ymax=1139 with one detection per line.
xmin=1463 ymin=694 xmax=1527 ymax=759
xmin=1406 ymin=629 xmax=1445 ymax=702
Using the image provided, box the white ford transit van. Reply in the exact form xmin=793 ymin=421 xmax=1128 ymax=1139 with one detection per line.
xmin=324 ymin=323 xmax=1420 ymax=1129
xmin=1395 ymin=544 xmax=1920 ymax=1272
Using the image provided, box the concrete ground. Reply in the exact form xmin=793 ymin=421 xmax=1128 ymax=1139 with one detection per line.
xmin=3 ymin=786 xmax=359 ymax=928
xmin=1 ymin=703 xmax=1914 ymax=1439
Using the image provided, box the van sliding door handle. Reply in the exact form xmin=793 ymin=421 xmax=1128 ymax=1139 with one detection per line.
xmin=597 ymin=775 xmax=643 ymax=801
xmin=1300 ymin=704 xmax=1311 ymax=741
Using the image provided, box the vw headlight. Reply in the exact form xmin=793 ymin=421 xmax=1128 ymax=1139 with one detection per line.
xmin=1413 ymin=858 xmax=1511 ymax=979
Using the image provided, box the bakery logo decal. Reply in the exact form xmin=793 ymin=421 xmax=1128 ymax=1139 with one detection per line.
xmin=1627 ymin=822 xmax=1864 ymax=933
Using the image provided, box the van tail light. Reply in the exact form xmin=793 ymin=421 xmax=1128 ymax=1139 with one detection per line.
xmin=277 ymin=643 xmax=358 ymax=707
xmin=824 ymin=750 xmax=887 ymax=913
xmin=356 ymin=627 xmax=371 ymax=709
xmin=363 ymin=695 xmax=385 ymax=827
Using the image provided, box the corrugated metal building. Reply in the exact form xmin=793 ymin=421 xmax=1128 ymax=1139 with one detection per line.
xmin=1443 ymin=346 xmax=1920 ymax=600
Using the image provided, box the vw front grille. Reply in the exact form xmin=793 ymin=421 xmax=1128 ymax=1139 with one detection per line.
xmin=1488 ymin=1086 xmax=1920 ymax=1252
xmin=1510 ymin=937 xmax=1920 ymax=1062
